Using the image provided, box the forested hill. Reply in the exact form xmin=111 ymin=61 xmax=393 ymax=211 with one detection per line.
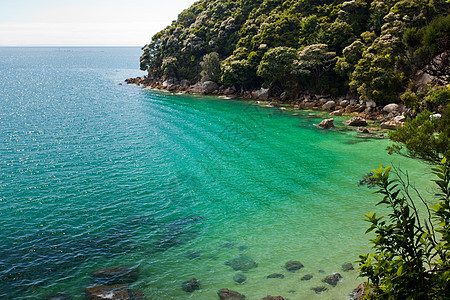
xmin=140 ymin=0 xmax=449 ymax=104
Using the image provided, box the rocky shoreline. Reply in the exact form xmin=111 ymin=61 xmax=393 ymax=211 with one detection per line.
xmin=125 ymin=76 xmax=410 ymax=133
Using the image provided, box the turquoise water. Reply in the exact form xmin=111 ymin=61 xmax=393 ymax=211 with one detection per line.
xmin=0 ymin=47 xmax=432 ymax=299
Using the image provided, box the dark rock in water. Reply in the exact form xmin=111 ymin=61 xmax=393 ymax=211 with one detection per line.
xmin=43 ymin=292 xmax=72 ymax=300
xmin=182 ymin=278 xmax=201 ymax=292
xmin=238 ymin=245 xmax=248 ymax=251
xmin=205 ymin=254 xmax=219 ymax=260
xmin=220 ymin=242 xmax=235 ymax=248
xmin=85 ymin=284 xmax=130 ymax=300
xmin=285 ymin=260 xmax=304 ymax=272
xmin=185 ymin=251 xmax=201 ymax=259
xmin=151 ymin=216 xmax=203 ymax=252
xmin=318 ymin=269 xmax=325 ymax=273
xmin=262 ymin=296 xmax=284 ymax=300
xmin=92 ymin=267 xmax=138 ymax=285
xmin=288 ymin=290 xmax=296 ymax=294
xmin=233 ymin=273 xmax=247 ymax=284
xmin=218 ymin=288 xmax=246 ymax=299
xmin=323 ymin=273 xmax=343 ymax=286
xmin=133 ymin=290 xmax=145 ymax=300
xmin=301 ymin=274 xmax=313 ymax=281
xmin=342 ymin=263 xmax=354 ymax=271
xmin=267 ymin=273 xmax=284 ymax=279
xmin=311 ymin=286 xmax=328 ymax=294
xmin=225 ymin=255 xmax=258 ymax=271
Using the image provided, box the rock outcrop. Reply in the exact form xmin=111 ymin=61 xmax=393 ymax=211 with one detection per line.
xmin=317 ymin=118 xmax=335 ymax=128
xmin=343 ymin=117 xmax=368 ymax=127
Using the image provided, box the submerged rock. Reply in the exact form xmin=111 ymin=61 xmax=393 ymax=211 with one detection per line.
xmin=218 ymin=288 xmax=246 ymax=299
xmin=342 ymin=263 xmax=354 ymax=271
xmin=225 ymin=255 xmax=258 ymax=271
xmin=220 ymin=242 xmax=235 ymax=248
xmin=185 ymin=251 xmax=201 ymax=260
xmin=92 ymin=267 xmax=138 ymax=285
xmin=182 ymin=278 xmax=201 ymax=292
xmin=151 ymin=216 xmax=203 ymax=252
xmin=301 ymin=274 xmax=313 ymax=281
xmin=285 ymin=260 xmax=304 ymax=272
xmin=323 ymin=273 xmax=343 ymax=286
xmin=267 ymin=273 xmax=284 ymax=279
xmin=85 ymin=284 xmax=130 ymax=300
xmin=311 ymin=286 xmax=328 ymax=294
xmin=233 ymin=273 xmax=247 ymax=284
xmin=238 ymin=245 xmax=249 ymax=251
xmin=262 ymin=296 xmax=284 ymax=300
xmin=44 ymin=292 xmax=72 ymax=300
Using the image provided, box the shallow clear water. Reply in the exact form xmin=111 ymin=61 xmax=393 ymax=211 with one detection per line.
xmin=0 ymin=47 xmax=432 ymax=299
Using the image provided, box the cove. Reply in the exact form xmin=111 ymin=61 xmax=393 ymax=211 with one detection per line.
xmin=0 ymin=47 xmax=431 ymax=299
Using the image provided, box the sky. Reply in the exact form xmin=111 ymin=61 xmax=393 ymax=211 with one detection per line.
xmin=0 ymin=0 xmax=198 ymax=46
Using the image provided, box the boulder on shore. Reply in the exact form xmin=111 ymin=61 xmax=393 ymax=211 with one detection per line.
xmin=383 ymin=103 xmax=400 ymax=113
xmin=350 ymin=282 xmax=376 ymax=300
xmin=322 ymin=100 xmax=336 ymax=110
xmin=218 ymin=288 xmax=246 ymax=299
xmin=203 ymin=81 xmax=218 ymax=94
xmin=317 ymin=118 xmax=335 ymax=129
xmin=343 ymin=117 xmax=368 ymax=127
xmin=252 ymin=88 xmax=269 ymax=100
xmin=380 ymin=120 xmax=404 ymax=129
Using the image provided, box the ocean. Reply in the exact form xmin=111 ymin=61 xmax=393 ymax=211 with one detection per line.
xmin=0 ymin=47 xmax=431 ymax=299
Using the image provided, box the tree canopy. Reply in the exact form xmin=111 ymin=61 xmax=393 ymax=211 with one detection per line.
xmin=140 ymin=0 xmax=450 ymax=103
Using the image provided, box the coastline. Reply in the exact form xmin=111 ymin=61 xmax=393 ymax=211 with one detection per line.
xmin=125 ymin=76 xmax=409 ymax=134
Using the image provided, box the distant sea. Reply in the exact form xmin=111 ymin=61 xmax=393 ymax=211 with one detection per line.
xmin=0 ymin=47 xmax=431 ymax=299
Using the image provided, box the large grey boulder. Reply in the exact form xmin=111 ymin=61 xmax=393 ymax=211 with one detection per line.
xmin=252 ymin=88 xmax=269 ymax=100
xmin=383 ymin=103 xmax=400 ymax=113
xmin=322 ymin=100 xmax=336 ymax=110
xmin=203 ymin=81 xmax=218 ymax=94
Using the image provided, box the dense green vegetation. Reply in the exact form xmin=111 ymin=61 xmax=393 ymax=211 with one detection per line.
xmin=359 ymin=160 xmax=449 ymax=299
xmin=140 ymin=0 xmax=449 ymax=103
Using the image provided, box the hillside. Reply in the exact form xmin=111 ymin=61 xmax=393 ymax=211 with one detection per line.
xmin=139 ymin=0 xmax=449 ymax=104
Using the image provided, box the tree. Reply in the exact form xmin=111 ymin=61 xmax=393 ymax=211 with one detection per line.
xmin=256 ymin=46 xmax=297 ymax=90
xmin=358 ymin=160 xmax=450 ymax=299
xmin=387 ymin=106 xmax=450 ymax=165
xmin=296 ymin=44 xmax=336 ymax=90
xmin=200 ymin=52 xmax=221 ymax=82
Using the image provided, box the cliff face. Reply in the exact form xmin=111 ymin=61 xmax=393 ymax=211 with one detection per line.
xmin=140 ymin=0 xmax=449 ymax=104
